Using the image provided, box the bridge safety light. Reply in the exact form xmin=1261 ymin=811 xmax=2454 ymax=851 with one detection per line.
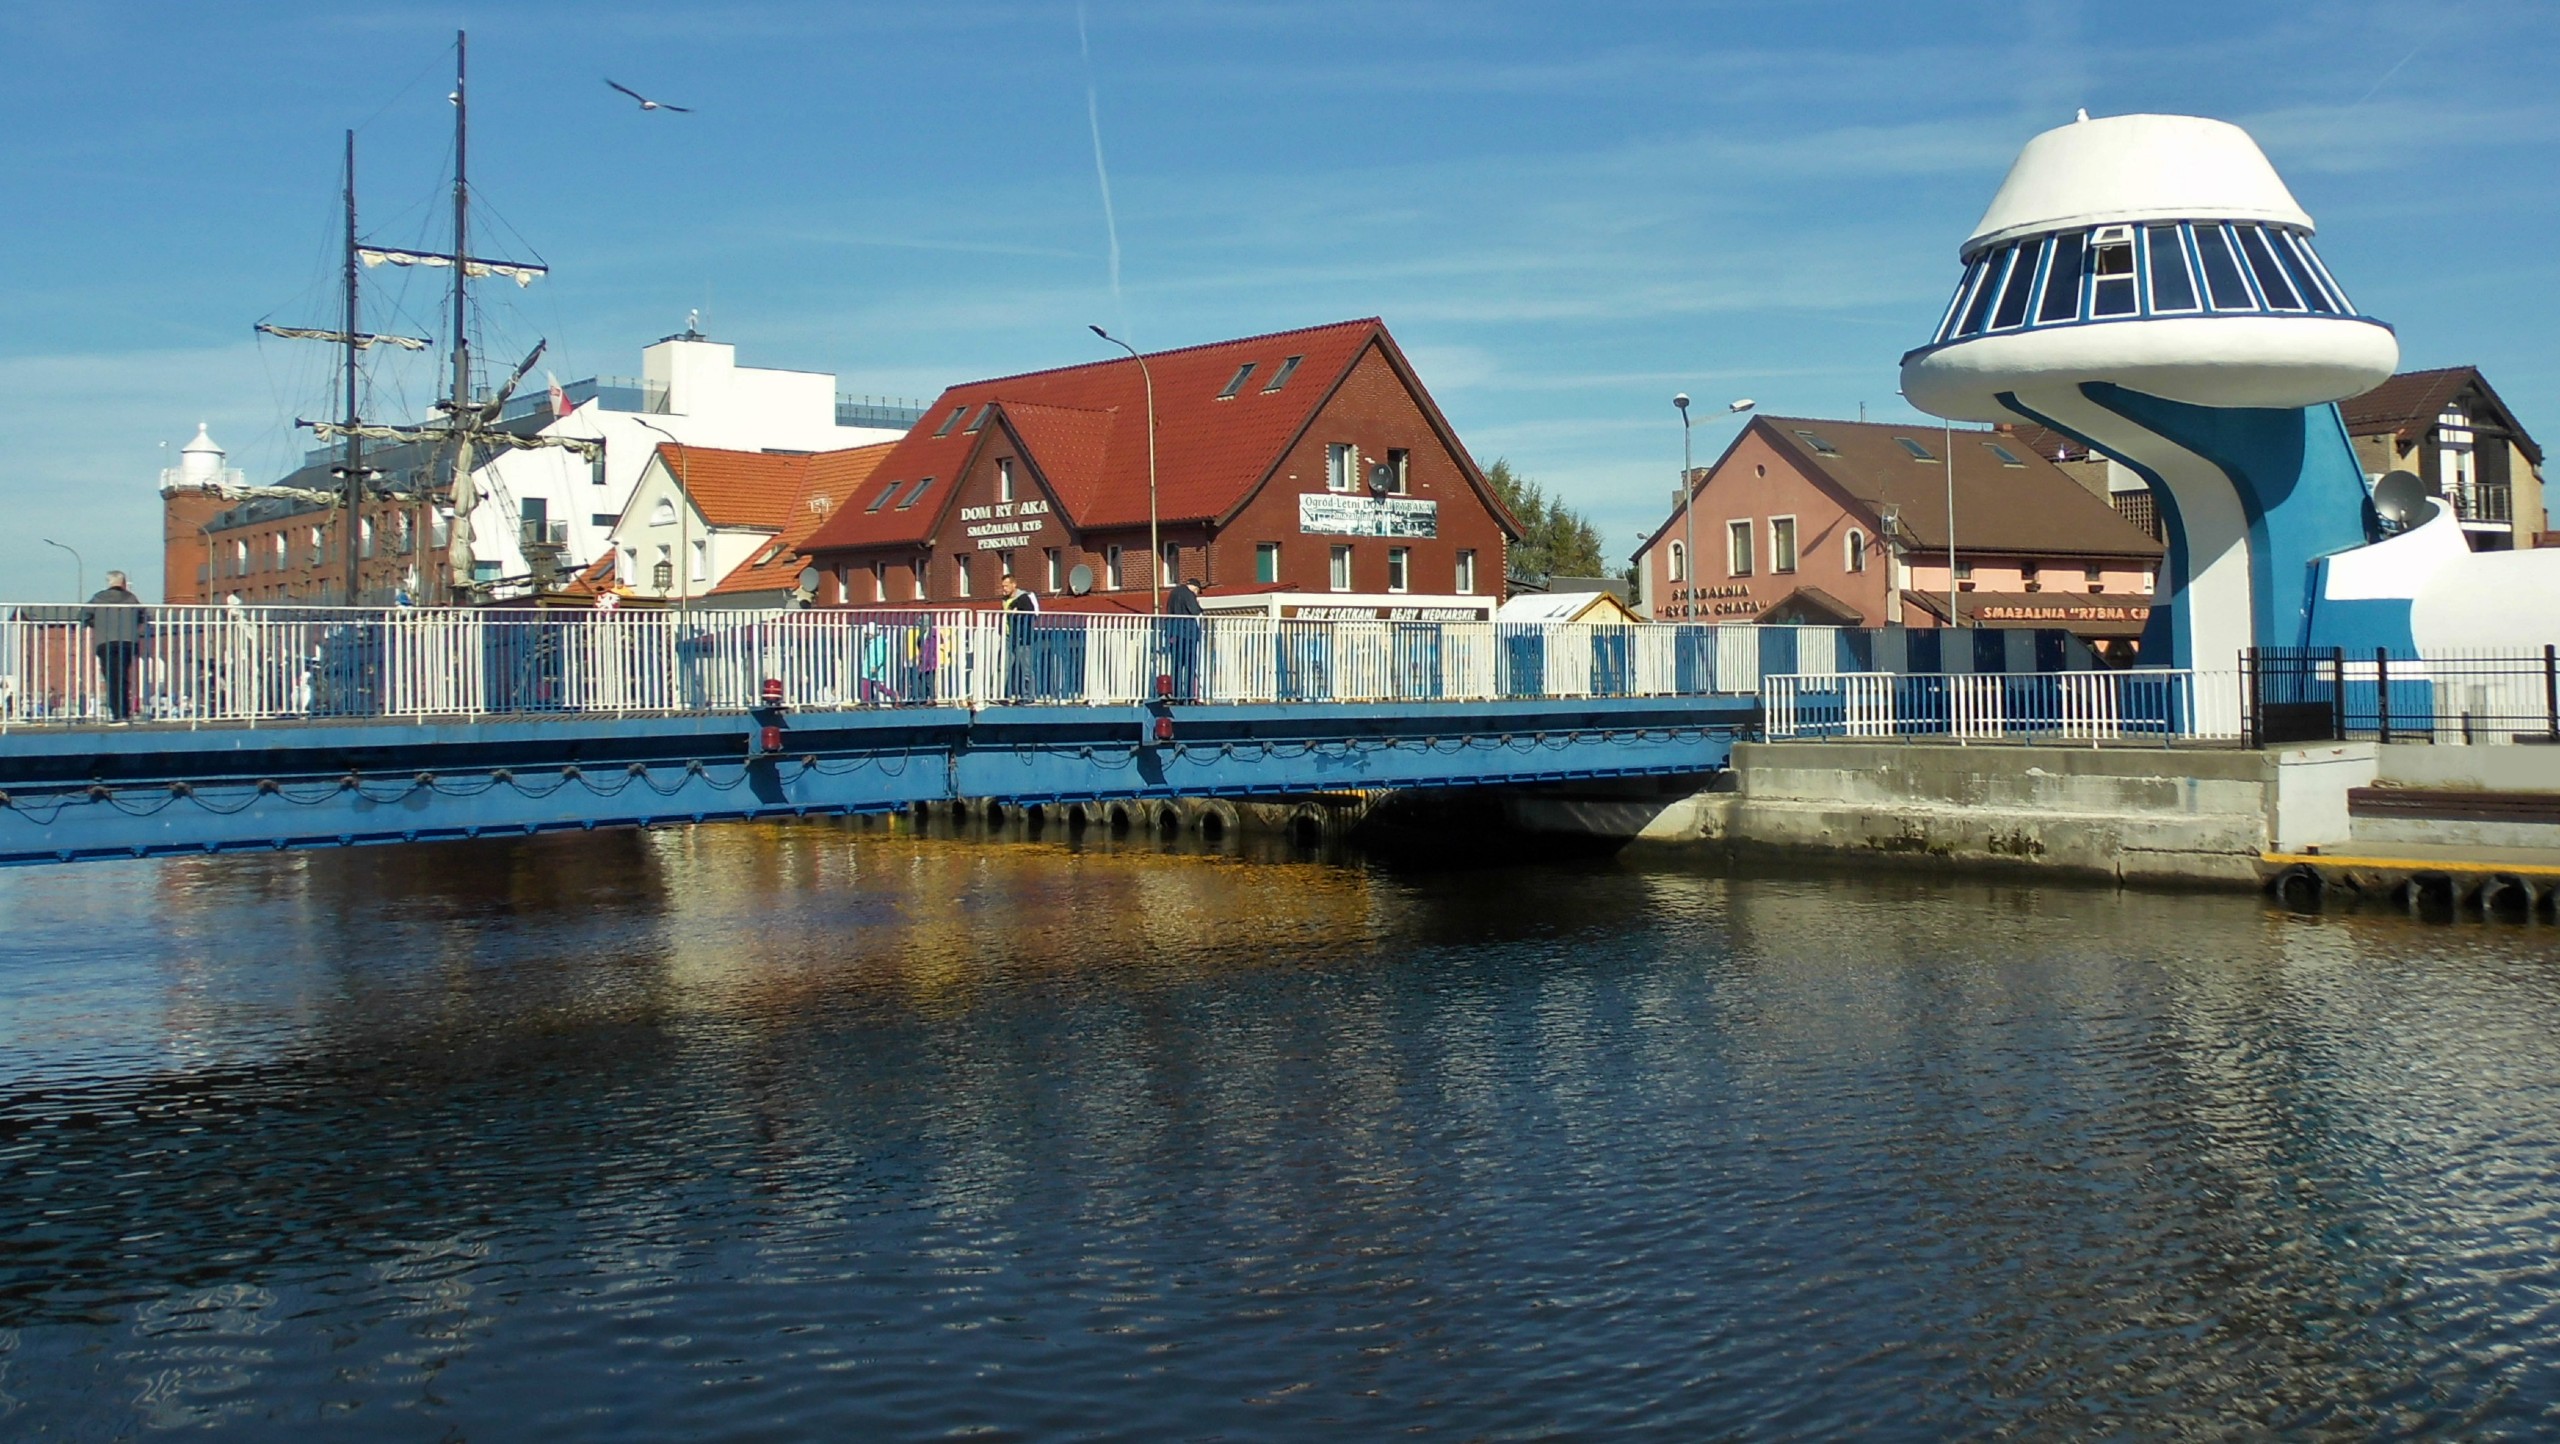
xmin=1152 ymin=715 xmax=1176 ymax=744
xmin=761 ymin=677 xmax=785 ymax=707
xmin=760 ymin=724 xmax=785 ymax=755
xmin=1154 ymin=673 xmax=1174 ymax=700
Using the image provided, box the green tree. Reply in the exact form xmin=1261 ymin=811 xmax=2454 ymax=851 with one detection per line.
xmin=1484 ymin=458 xmax=1606 ymax=580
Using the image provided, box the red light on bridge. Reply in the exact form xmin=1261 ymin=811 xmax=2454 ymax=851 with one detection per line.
xmin=761 ymin=678 xmax=785 ymax=706
xmin=1152 ymin=715 xmax=1176 ymax=744
xmin=760 ymin=724 xmax=785 ymax=754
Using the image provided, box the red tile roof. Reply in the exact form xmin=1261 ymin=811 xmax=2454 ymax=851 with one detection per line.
xmin=2341 ymin=366 xmax=2542 ymax=464
xmin=650 ymin=444 xmax=816 ymax=532
xmin=706 ymin=443 xmax=897 ymax=596
xmin=802 ymin=318 xmax=1512 ymax=552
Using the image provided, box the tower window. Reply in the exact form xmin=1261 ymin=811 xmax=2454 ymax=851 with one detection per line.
xmin=2195 ymin=225 xmax=2257 ymax=311
xmin=1991 ymin=237 xmax=2042 ymax=330
xmin=2090 ymin=225 xmax=2138 ymax=316
xmin=2236 ymin=226 xmax=2303 ymax=311
xmin=2144 ymin=225 xmax=2198 ymax=313
xmin=2038 ymin=232 xmax=2086 ymax=323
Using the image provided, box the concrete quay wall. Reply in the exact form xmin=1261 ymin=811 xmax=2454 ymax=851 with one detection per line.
xmin=1504 ymin=741 xmax=2381 ymax=888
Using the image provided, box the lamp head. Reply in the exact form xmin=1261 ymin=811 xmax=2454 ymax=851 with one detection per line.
xmin=1089 ymin=324 xmax=1110 ymax=340
xmin=1729 ymin=399 xmax=1755 ymax=413
xmin=1672 ymin=393 xmax=1690 ymax=412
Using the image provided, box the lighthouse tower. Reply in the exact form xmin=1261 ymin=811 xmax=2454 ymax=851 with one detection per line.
xmin=1900 ymin=113 xmax=2400 ymax=690
xmin=161 ymin=423 xmax=241 ymax=605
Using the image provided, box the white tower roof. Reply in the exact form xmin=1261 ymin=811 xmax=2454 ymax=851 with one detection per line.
xmin=1962 ymin=113 xmax=2315 ymax=258
xmin=181 ymin=421 xmax=225 ymax=456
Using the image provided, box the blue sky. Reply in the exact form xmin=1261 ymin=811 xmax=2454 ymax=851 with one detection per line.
xmin=3 ymin=0 xmax=2553 ymax=598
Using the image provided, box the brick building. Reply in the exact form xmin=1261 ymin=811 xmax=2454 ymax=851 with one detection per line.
xmin=798 ymin=319 xmax=1518 ymax=614
xmin=1633 ymin=414 xmax=2164 ymax=646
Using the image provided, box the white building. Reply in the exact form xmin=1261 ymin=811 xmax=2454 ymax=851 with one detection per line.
xmin=461 ymin=330 xmax=915 ymax=592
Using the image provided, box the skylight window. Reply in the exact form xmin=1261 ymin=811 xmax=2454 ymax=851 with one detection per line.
xmin=1793 ymin=429 xmax=1839 ymax=457
xmin=1218 ymin=362 xmax=1256 ymax=399
xmin=1984 ymin=442 xmax=2026 ymax=468
xmin=963 ymin=405 xmax=992 ymax=433
xmin=1261 ymin=355 xmax=1304 ymax=393
xmin=932 ymin=406 xmax=967 ymax=438
xmin=895 ymin=477 xmax=933 ymax=510
xmin=1895 ymin=437 xmax=1935 ymax=461
xmin=864 ymin=480 xmax=899 ymax=512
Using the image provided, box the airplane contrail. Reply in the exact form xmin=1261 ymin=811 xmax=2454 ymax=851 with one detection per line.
xmin=1077 ymin=2 xmax=1123 ymax=304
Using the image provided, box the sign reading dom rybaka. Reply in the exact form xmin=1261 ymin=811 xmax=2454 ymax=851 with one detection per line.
xmin=959 ymin=499 xmax=1052 ymax=551
xmin=1298 ymin=493 xmax=1438 ymax=539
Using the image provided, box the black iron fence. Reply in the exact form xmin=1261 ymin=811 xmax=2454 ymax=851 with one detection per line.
xmin=2244 ymin=646 xmax=2560 ymax=746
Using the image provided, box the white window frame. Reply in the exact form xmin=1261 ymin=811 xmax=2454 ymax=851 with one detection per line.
xmin=1386 ymin=546 xmax=1410 ymax=593
xmin=1326 ymin=442 xmax=1357 ymax=493
xmin=689 ymin=539 xmax=707 ymax=583
xmin=912 ymin=558 xmax=928 ymax=599
xmin=1456 ymin=549 xmax=1477 ymax=595
xmin=1727 ymin=519 xmax=1754 ymax=578
xmin=1256 ymin=542 xmax=1280 ymax=584
xmin=1045 ymin=548 xmax=1063 ymax=593
xmin=1105 ymin=545 xmax=1125 ymax=591
xmin=955 ymin=554 xmax=973 ymax=597
xmin=1329 ymin=544 xmax=1353 ymax=592
xmin=997 ymin=459 xmax=1015 ymax=503
xmin=873 ymin=561 xmax=887 ymax=602
xmin=1668 ymin=540 xmax=1688 ymax=584
xmin=1770 ymin=514 xmax=1798 ymax=574
xmin=1845 ymin=528 xmax=1866 ymax=573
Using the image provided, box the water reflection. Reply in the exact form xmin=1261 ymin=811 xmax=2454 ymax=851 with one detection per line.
xmin=3 ymin=827 xmax=2560 ymax=1437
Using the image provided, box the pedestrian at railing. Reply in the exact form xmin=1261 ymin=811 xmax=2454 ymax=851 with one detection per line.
xmin=80 ymin=572 xmax=148 ymax=724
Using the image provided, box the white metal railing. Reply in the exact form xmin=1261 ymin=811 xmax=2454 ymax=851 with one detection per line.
xmin=0 ymin=605 xmax=1774 ymax=729
xmin=1763 ymin=668 xmax=2245 ymax=742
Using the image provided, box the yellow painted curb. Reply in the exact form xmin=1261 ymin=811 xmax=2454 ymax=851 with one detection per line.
xmin=2261 ymin=851 xmax=2560 ymax=878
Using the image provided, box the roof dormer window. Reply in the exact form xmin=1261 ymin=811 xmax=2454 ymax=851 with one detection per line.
xmin=1218 ymin=362 xmax=1256 ymax=399
xmin=1261 ymin=355 xmax=1304 ymax=393
xmin=896 ymin=477 xmax=933 ymax=509
xmin=1895 ymin=437 xmax=1935 ymax=462
xmin=1793 ymin=428 xmax=1839 ymax=457
xmin=963 ymin=405 xmax=992 ymax=433
xmin=864 ymin=480 xmax=899 ymax=512
xmin=932 ymin=405 xmax=967 ymax=437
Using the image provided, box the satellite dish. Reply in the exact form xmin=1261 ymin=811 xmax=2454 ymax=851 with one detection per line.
xmin=2372 ymin=470 xmax=2432 ymax=530
xmin=1367 ymin=462 xmax=1394 ymax=497
xmin=795 ymin=566 xmax=820 ymax=594
xmin=1067 ymin=563 xmax=1095 ymax=596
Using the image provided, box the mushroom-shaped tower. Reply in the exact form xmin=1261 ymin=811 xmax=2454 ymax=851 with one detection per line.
xmin=1901 ymin=113 xmax=2399 ymax=679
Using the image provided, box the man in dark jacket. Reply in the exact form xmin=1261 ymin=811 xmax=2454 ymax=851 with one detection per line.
xmin=1163 ymin=577 xmax=1204 ymax=700
xmin=81 ymin=570 xmax=149 ymax=723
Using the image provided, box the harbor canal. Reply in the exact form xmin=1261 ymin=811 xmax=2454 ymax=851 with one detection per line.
xmin=5 ymin=822 xmax=2560 ymax=1437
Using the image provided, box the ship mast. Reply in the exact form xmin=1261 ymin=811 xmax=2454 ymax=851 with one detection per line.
xmin=447 ymin=26 xmax=473 ymax=602
xmin=339 ymin=131 xmax=365 ymax=603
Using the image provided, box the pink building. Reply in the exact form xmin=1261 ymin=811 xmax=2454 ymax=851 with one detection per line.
xmin=1633 ymin=415 xmax=2163 ymax=651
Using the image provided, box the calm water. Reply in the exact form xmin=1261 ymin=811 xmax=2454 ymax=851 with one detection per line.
xmin=4 ymin=823 xmax=2560 ymax=1440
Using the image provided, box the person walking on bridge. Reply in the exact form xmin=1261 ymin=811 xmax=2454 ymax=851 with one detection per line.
xmin=81 ymin=570 xmax=148 ymax=723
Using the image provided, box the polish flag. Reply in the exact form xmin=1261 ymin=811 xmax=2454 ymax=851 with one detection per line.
xmin=548 ymin=372 xmax=572 ymax=420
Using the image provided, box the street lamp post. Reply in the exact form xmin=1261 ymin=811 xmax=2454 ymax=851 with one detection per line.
xmin=43 ymin=538 xmax=84 ymax=601
xmin=1090 ymin=326 xmax=1161 ymax=613
xmin=1670 ymin=396 xmax=1754 ymax=619
xmin=628 ymin=417 xmax=693 ymax=618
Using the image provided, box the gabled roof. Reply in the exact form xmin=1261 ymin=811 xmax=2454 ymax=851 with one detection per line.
xmin=1637 ymin=415 xmax=2161 ymax=561
xmin=708 ymin=443 xmax=897 ymax=596
xmin=2342 ymin=366 xmax=2542 ymax=464
xmin=648 ymin=444 xmax=812 ymax=532
xmin=803 ymin=318 xmax=1515 ymax=552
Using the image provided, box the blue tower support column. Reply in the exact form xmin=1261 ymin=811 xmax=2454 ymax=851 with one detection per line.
xmin=1998 ymin=387 xmax=2382 ymax=671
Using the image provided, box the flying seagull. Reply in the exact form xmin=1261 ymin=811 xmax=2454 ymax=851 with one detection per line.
xmin=606 ymin=79 xmax=692 ymax=113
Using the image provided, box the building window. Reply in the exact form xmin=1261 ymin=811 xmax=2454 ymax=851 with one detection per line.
xmin=272 ymin=534 xmax=287 ymax=569
xmin=651 ymin=499 xmax=677 ymax=526
xmin=1727 ymin=520 xmax=1753 ymax=578
xmin=1262 ymin=355 xmax=1304 ymax=392
xmin=689 ymin=539 xmax=707 ymax=583
xmin=932 ymin=405 xmax=967 ymax=437
xmin=2021 ymin=562 xmax=2041 ymax=592
xmin=1791 ymin=429 xmax=1839 ymax=457
xmin=2090 ymin=224 xmax=2139 ymax=316
xmin=2085 ymin=566 xmax=2105 ymax=593
xmin=590 ymin=451 xmax=608 ymax=486
xmin=1955 ymin=561 xmax=1975 ymax=592
xmin=1770 ymin=517 xmax=1797 ymax=574
xmin=1386 ymin=449 xmax=1410 ymax=494
xmin=896 ymin=477 xmax=933 ymax=509
xmin=1845 ymin=529 xmax=1867 ymax=573
xmin=865 ymin=481 xmax=898 ymax=513
xmin=963 ymin=404 xmax=991 ymax=433
xmin=1456 ymin=549 xmax=1477 ymax=594
xmin=234 ymin=539 xmax=249 ymax=572
xmin=1387 ymin=547 xmax=1410 ymax=593
xmin=1162 ymin=541 xmax=1180 ymax=586
xmin=955 ymin=555 xmax=973 ymax=597
xmin=1105 ymin=545 xmax=1124 ymax=591
xmin=872 ymin=561 xmax=887 ymax=602
xmin=912 ymin=558 xmax=928 ymax=599
xmin=1895 ymin=438 xmax=1934 ymax=462
xmin=1668 ymin=541 xmax=1688 ymax=583
xmin=997 ymin=459 xmax=1015 ymax=502
xmin=1330 ymin=545 xmax=1353 ymax=592
xmin=1045 ymin=548 xmax=1063 ymax=592
xmin=1326 ymin=442 xmax=1358 ymax=492
xmin=1218 ymin=362 xmax=1255 ymax=399
xmin=360 ymin=517 xmax=375 ymax=558
xmin=1256 ymin=542 xmax=1280 ymax=584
